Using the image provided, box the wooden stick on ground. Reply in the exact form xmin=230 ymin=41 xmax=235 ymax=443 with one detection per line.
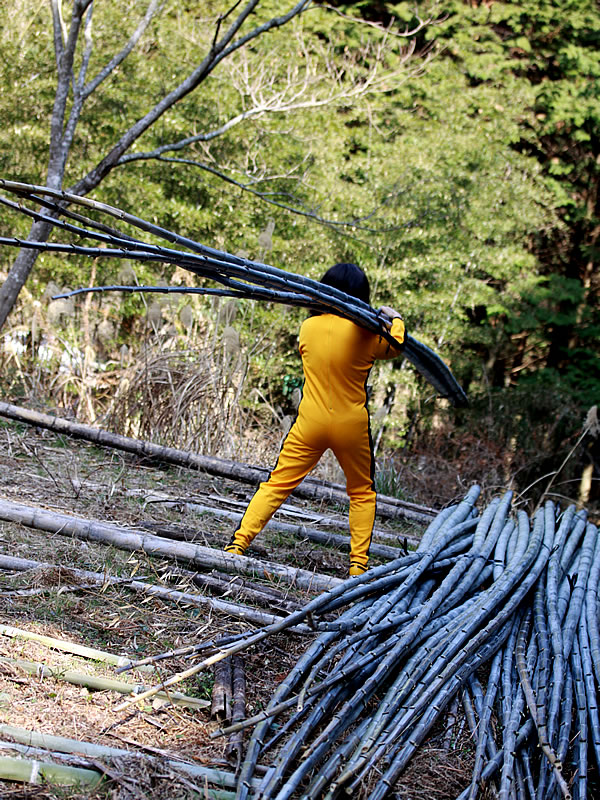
xmin=225 ymin=655 xmax=247 ymax=772
xmin=211 ymin=657 xmax=233 ymax=724
xmin=64 ymin=478 xmax=423 ymax=548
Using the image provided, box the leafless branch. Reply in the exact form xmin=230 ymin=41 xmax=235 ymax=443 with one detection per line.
xmin=117 ymin=153 xmax=430 ymax=239
xmin=0 ymin=0 xmax=431 ymax=330
xmin=71 ymin=1 xmax=315 ymax=195
xmin=83 ymin=0 xmax=163 ymax=99
xmin=60 ymin=4 xmax=94 ymax=169
xmin=48 ymin=1 xmax=92 ymax=181
xmin=115 ymin=23 xmax=431 ymax=167
xmin=212 ymin=0 xmax=259 ymax=52
xmin=50 ymin=0 xmax=66 ymax=61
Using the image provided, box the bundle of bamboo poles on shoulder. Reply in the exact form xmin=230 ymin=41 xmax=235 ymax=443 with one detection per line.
xmin=0 ymin=180 xmax=468 ymax=407
xmin=162 ymin=485 xmax=597 ymax=800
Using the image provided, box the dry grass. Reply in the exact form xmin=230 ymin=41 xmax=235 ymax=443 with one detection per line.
xmin=104 ymin=341 xmax=249 ymax=459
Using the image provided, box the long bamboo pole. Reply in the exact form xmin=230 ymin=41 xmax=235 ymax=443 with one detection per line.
xmin=0 ymin=401 xmax=434 ymax=522
xmin=0 ymin=754 xmax=102 ymax=787
xmin=0 ymin=623 xmax=150 ymax=671
xmin=140 ymin=499 xmax=415 ymax=557
xmin=0 ymin=497 xmax=340 ymax=594
xmin=0 ymin=180 xmax=469 ymax=407
xmin=1 ymin=655 xmax=209 ymax=710
xmin=186 ymin=495 xmax=595 ymax=800
xmin=0 ymin=724 xmax=257 ymax=790
xmin=0 ymin=555 xmax=311 ymax=630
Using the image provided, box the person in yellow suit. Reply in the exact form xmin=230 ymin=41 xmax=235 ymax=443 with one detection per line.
xmin=225 ymin=263 xmax=405 ymax=575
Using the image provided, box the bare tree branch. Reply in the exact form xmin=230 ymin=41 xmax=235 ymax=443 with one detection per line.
xmin=131 ymin=154 xmax=413 ymax=235
xmin=212 ymin=0 xmax=246 ymax=50
xmin=322 ymin=2 xmax=440 ymax=38
xmin=77 ymin=4 xmax=93 ymax=93
xmin=50 ymin=0 xmax=66 ymax=61
xmin=70 ymin=0 xmax=315 ymax=196
xmin=211 ymin=0 xmax=261 ymax=55
xmin=83 ymin=0 xmax=163 ymax=99
xmin=117 ymin=31 xmax=424 ymax=164
xmin=48 ymin=1 xmax=92 ymax=184
xmin=0 ymin=1 xmax=432 ymax=329
xmin=61 ymin=5 xmax=94 ymax=170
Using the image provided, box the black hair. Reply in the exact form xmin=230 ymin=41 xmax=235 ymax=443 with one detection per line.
xmin=319 ymin=262 xmax=371 ymax=305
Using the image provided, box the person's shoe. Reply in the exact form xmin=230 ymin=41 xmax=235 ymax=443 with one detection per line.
xmin=349 ymin=562 xmax=367 ymax=576
xmin=224 ymin=541 xmax=246 ymax=556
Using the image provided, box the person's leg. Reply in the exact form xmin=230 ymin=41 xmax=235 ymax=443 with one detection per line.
xmin=332 ymin=413 xmax=376 ymax=574
xmin=226 ymin=417 xmax=325 ymax=553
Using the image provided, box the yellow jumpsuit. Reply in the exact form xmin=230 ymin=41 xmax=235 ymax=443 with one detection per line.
xmin=230 ymin=313 xmax=405 ymax=572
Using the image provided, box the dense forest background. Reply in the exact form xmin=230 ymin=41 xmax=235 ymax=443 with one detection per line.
xmin=0 ymin=0 xmax=597 ymax=515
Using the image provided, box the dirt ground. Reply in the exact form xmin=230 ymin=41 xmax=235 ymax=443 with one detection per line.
xmin=0 ymin=419 xmax=475 ymax=800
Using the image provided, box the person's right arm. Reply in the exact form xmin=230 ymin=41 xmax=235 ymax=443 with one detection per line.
xmin=373 ymin=306 xmax=405 ymax=359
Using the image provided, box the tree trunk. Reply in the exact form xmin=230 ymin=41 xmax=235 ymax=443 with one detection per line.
xmin=0 ymin=221 xmax=52 ymax=329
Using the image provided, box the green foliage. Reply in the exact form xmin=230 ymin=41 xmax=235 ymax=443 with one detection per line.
xmin=395 ymin=0 xmax=600 ymax=410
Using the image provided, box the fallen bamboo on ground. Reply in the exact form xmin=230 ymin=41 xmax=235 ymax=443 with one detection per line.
xmin=123 ymin=486 xmax=597 ymax=800
xmin=0 ymin=497 xmax=340 ymax=594
xmin=0 ymin=623 xmax=153 ymax=672
xmin=141 ymin=503 xmax=413 ymax=558
xmin=0 ymin=753 xmax=102 ymax=787
xmin=211 ymin=657 xmax=233 ymax=723
xmin=0 ymin=740 xmax=107 ymax=772
xmin=0 ymin=746 xmax=236 ymax=800
xmin=225 ymin=656 xmax=247 ymax=772
xmin=0 ymin=724 xmax=256 ymax=791
xmin=68 ymin=478 xmax=422 ymax=549
xmin=0 ymin=554 xmax=307 ymax=630
xmin=11 ymin=471 xmax=419 ymax=556
xmin=0 ymin=655 xmax=209 ymax=710
xmin=0 ymin=400 xmax=434 ymax=523
xmin=113 ymin=490 xmax=482 ymax=712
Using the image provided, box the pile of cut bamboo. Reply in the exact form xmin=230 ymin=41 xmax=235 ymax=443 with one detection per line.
xmin=154 ymin=486 xmax=597 ymax=800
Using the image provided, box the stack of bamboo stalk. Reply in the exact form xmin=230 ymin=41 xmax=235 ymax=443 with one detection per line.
xmin=181 ymin=486 xmax=598 ymax=799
